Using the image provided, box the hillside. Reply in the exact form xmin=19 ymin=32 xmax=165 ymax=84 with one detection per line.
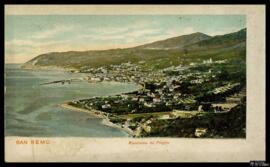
xmin=21 ymin=28 xmax=246 ymax=70
xmin=186 ymin=28 xmax=246 ymax=50
xmin=135 ymin=32 xmax=211 ymax=49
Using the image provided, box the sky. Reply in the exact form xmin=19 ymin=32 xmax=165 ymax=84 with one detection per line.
xmin=5 ymin=15 xmax=246 ymax=64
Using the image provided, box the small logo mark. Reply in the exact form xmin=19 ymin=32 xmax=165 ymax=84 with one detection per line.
xmin=250 ymin=161 xmax=269 ymax=167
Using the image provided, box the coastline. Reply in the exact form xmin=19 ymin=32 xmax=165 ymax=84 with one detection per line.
xmin=59 ymin=102 xmax=135 ymax=137
xmin=21 ymin=64 xmax=77 ymax=72
xmin=59 ymin=103 xmax=106 ymax=119
xmin=101 ymin=118 xmax=135 ymax=137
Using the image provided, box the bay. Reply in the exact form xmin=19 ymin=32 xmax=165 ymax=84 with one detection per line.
xmin=4 ymin=64 xmax=138 ymax=137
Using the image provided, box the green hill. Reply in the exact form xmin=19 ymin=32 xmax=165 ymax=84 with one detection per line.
xmin=21 ymin=28 xmax=246 ymax=70
xmin=186 ymin=28 xmax=246 ymax=50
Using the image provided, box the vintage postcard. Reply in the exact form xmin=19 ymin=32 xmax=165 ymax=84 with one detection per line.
xmin=4 ymin=5 xmax=265 ymax=162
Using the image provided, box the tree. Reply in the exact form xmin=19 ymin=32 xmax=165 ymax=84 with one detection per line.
xmin=217 ymin=69 xmax=229 ymax=81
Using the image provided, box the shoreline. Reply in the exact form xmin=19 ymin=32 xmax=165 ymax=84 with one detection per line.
xmin=21 ymin=64 xmax=77 ymax=72
xmin=59 ymin=103 xmax=106 ymax=119
xmin=101 ymin=118 xmax=135 ymax=137
xmin=59 ymin=103 xmax=135 ymax=137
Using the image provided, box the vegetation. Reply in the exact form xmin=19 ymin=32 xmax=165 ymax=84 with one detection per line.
xmin=22 ymin=28 xmax=246 ymax=71
xmin=143 ymin=103 xmax=246 ymax=138
xmin=29 ymin=28 xmax=247 ymax=138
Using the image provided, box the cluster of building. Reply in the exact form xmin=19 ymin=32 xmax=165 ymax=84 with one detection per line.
xmin=190 ymin=58 xmax=227 ymax=66
xmin=73 ymin=60 xmax=244 ymax=115
xmin=67 ymin=59 xmax=246 ymax=137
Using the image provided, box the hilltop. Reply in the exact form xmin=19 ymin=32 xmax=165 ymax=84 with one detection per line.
xmin=135 ymin=32 xmax=211 ymax=50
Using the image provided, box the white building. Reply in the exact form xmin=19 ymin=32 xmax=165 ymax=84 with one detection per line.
xmin=102 ymin=104 xmax=111 ymax=109
xmin=203 ymin=58 xmax=213 ymax=64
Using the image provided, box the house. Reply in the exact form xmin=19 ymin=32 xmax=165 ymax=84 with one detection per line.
xmin=132 ymin=97 xmax=139 ymax=101
xmin=226 ymin=97 xmax=242 ymax=103
xmin=145 ymin=126 xmax=151 ymax=133
xmin=190 ymin=79 xmax=204 ymax=84
xmin=91 ymin=77 xmax=101 ymax=82
xmin=203 ymin=58 xmax=213 ymax=64
xmin=147 ymin=92 xmax=156 ymax=98
xmin=198 ymin=105 xmax=204 ymax=112
xmin=212 ymin=103 xmax=238 ymax=112
xmin=195 ymin=128 xmax=207 ymax=137
xmin=121 ymin=94 xmax=129 ymax=99
xmin=145 ymin=119 xmax=152 ymax=125
xmin=159 ymin=114 xmax=170 ymax=120
xmin=165 ymin=101 xmax=173 ymax=107
xmin=153 ymin=98 xmax=161 ymax=103
xmin=139 ymin=97 xmax=145 ymax=102
xmin=104 ymin=77 xmax=110 ymax=81
xmin=144 ymin=102 xmax=154 ymax=108
xmin=72 ymin=101 xmax=78 ymax=104
xmin=173 ymin=94 xmax=180 ymax=99
xmin=102 ymin=104 xmax=111 ymax=109
xmin=100 ymin=68 xmax=107 ymax=74
xmin=215 ymin=59 xmax=227 ymax=64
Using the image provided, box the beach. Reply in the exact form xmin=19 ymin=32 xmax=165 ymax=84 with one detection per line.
xmin=60 ymin=102 xmax=135 ymax=137
xmin=59 ymin=103 xmax=106 ymax=119
xmin=5 ymin=64 xmax=137 ymax=137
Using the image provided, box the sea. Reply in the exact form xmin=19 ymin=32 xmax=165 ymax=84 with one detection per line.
xmin=4 ymin=64 xmax=139 ymax=137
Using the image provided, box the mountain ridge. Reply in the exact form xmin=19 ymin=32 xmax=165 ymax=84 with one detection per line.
xmin=135 ymin=32 xmax=211 ymax=50
xmin=22 ymin=28 xmax=246 ymax=70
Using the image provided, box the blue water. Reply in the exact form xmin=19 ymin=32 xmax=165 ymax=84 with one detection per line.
xmin=5 ymin=64 xmax=138 ymax=137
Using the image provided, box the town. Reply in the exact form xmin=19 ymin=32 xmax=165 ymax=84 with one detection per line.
xmin=66 ymin=57 xmax=246 ymax=138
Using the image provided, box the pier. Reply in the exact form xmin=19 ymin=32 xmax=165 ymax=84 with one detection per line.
xmin=40 ymin=79 xmax=75 ymax=85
